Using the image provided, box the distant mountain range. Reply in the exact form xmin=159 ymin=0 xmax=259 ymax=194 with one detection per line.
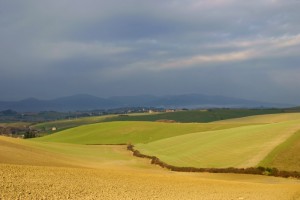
xmin=0 ymin=94 xmax=292 ymax=112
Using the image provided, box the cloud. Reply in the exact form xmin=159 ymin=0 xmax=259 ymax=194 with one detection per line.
xmin=153 ymin=34 xmax=300 ymax=70
xmin=0 ymin=0 xmax=300 ymax=104
xmin=33 ymin=41 xmax=132 ymax=61
xmin=159 ymin=50 xmax=254 ymax=70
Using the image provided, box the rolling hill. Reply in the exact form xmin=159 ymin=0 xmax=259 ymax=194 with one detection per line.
xmin=259 ymin=130 xmax=300 ymax=171
xmin=135 ymin=119 xmax=300 ymax=168
xmin=2 ymin=135 xmax=299 ymax=200
xmin=34 ymin=113 xmax=300 ymax=171
xmin=103 ymin=109 xmax=285 ymax=123
xmin=0 ymin=93 xmax=290 ymax=112
xmin=2 ymin=113 xmax=300 ymax=199
xmin=32 ymin=108 xmax=286 ymax=135
xmin=33 ymin=121 xmax=247 ymax=144
xmin=0 ymin=135 xmax=148 ymax=169
xmin=219 ymin=113 xmax=300 ymax=124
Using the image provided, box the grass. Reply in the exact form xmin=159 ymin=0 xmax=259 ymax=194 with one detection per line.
xmin=135 ymin=119 xmax=300 ymax=168
xmin=32 ymin=113 xmax=156 ymax=134
xmin=260 ymin=130 xmax=300 ymax=171
xmin=32 ymin=121 xmax=249 ymax=144
xmin=32 ymin=109 xmax=285 ymax=135
xmin=32 ymin=114 xmax=118 ymax=133
xmin=0 ymin=135 xmax=75 ymax=167
xmin=102 ymin=109 xmax=284 ymax=123
xmin=33 ymin=113 xmax=300 ymax=170
xmin=219 ymin=113 xmax=300 ymax=124
xmin=0 ymin=122 xmax=31 ymax=128
xmin=0 ymin=135 xmax=152 ymax=169
xmin=30 ymin=108 xmax=286 ymax=138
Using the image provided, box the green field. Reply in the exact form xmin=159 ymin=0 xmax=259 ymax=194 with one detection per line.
xmin=33 ymin=121 xmax=247 ymax=144
xmin=32 ymin=114 xmax=118 ymax=133
xmin=135 ymin=119 xmax=300 ymax=168
xmin=102 ymin=109 xmax=284 ymax=123
xmin=32 ymin=112 xmax=300 ymax=172
xmin=260 ymin=130 xmax=300 ymax=171
xmin=0 ymin=134 xmax=154 ymax=170
xmin=32 ymin=109 xmax=285 ymax=135
xmin=0 ymin=122 xmax=31 ymax=128
xmin=32 ymin=113 xmax=158 ymax=134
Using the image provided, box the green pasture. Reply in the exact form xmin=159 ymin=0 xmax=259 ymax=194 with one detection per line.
xmin=32 ymin=113 xmax=300 ymax=171
xmin=0 ymin=122 xmax=31 ymax=128
xmin=103 ymin=109 xmax=284 ymax=123
xmin=260 ymin=130 xmax=300 ymax=171
xmin=135 ymin=119 xmax=300 ymax=168
xmin=28 ymin=140 xmax=134 ymax=165
xmin=32 ymin=109 xmax=284 ymax=135
xmin=0 ymin=135 xmax=151 ymax=169
xmin=32 ymin=115 xmax=118 ymax=133
xmin=32 ymin=113 xmax=156 ymax=134
xmin=32 ymin=121 xmax=247 ymax=144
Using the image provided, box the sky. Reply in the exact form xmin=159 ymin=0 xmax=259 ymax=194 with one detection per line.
xmin=0 ymin=0 xmax=300 ymax=104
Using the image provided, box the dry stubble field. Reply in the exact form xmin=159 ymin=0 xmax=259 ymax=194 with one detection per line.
xmin=1 ymin=136 xmax=300 ymax=200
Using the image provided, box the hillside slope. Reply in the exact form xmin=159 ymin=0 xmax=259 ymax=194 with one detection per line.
xmin=0 ymin=94 xmax=289 ymax=112
xmin=260 ymin=130 xmax=300 ymax=171
xmin=135 ymin=119 xmax=300 ymax=168
xmin=219 ymin=113 xmax=300 ymax=124
xmin=0 ymin=136 xmax=74 ymax=167
xmin=0 ymin=135 xmax=153 ymax=169
xmin=1 ymin=136 xmax=300 ymax=200
xmin=33 ymin=121 xmax=247 ymax=144
xmin=103 ymin=109 xmax=284 ymax=123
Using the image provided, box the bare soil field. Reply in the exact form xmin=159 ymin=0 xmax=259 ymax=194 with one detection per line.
xmin=1 ymin=136 xmax=300 ymax=199
xmin=1 ymin=163 xmax=300 ymax=200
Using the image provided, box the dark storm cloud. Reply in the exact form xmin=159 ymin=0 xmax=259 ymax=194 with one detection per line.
xmin=0 ymin=0 xmax=300 ymax=104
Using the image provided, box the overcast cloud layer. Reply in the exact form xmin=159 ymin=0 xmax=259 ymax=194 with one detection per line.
xmin=1 ymin=0 xmax=300 ymax=104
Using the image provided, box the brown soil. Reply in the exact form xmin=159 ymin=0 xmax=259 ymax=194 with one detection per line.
xmin=1 ymin=164 xmax=300 ymax=200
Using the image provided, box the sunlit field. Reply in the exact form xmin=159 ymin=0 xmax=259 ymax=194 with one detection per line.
xmin=1 ymin=113 xmax=300 ymax=199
